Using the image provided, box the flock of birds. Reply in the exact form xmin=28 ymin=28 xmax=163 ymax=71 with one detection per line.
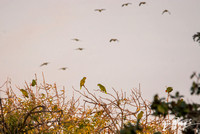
xmin=40 ymin=62 xmax=68 ymax=70
xmin=94 ymin=2 xmax=171 ymax=14
xmin=39 ymin=1 xmax=171 ymax=70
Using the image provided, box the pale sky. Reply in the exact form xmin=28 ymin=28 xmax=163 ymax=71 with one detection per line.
xmin=0 ymin=0 xmax=200 ymax=101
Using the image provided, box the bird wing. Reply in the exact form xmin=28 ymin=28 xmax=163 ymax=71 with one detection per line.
xmin=76 ymin=48 xmax=84 ymax=50
xmin=162 ymin=10 xmax=170 ymax=15
xmin=40 ymin=62 xmax=48 ymax=67
xmin=72 ymin=38 xmax=79 ymax=41
xmin=139 ymin=2 xmax=145 ymax=6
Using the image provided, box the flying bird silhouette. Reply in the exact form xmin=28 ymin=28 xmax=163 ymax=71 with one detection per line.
xmin=75 ymin=48 xmax=84 ymax=51
xmin=94 ymin=9 xmax=106 ymax=12
xmin=122 ymin=3 xmax=132 ymax=7
xmin=59 ymin=67 xmax=68 ymax=70
xmin=193 ymin=32 xmax=200 ymax=43
xmin=110 ymin=39 xmax=119 ymax=42
xmin=72 ymin=38 xmax=80 ymax=41
xmin=162 ymin=10 xmax=171 ymax=15
xmin=40 ymin=62 xmax=49 ymax=67
xmin=139 ymin=2 xmax=146 ymax=6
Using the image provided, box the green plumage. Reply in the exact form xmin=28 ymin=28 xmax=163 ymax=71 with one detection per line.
xmin=80 ymin=77 xmax=86 ymax=89
xmin=137 ymin=111 xmax=144 ymax=120
xmin=165 ymin=87 xmax=173 ymax=93
xmin=20 ymin=89 xmax=29 ymax=98
xmin=97 ymin=84 xmax=107 ymax=94
xmin=31 ymin=79 xmax=36 ymax=86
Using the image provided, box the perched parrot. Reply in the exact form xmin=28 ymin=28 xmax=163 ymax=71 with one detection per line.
xmin=97 ymin=84 xmax=107 ymax=94
xmin=31 ymin=79 xmax=37 ymax=86
xmin=20 ymin=89 xmax=29 ymax=98
xmin=80 ymin=77 xmax=86 ymax=89
xmin=137 ymin=111 xmax=144 ymax=120
xmin=165 ymin=87 xmax=173 ymax=93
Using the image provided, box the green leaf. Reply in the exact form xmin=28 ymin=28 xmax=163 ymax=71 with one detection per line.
xmin=20 ymin=89 xmax=29 ymax=98
xmin=165 ymin=87 xmax=173 ymax=93
xmin=31 ymin=79 xmax=37 ymax=86
xmin=137 ymin=111 xmax=144 ymax=120
xmin=80 ymin=77 xmax=86 ymax=89
xmin=97 ymin=83 xmax=107 ymax=94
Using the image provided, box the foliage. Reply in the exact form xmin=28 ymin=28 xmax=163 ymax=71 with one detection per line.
xmin=151 ymin=72 xmax=200 ymax=134
xmin=120 ymin=121 xmax=143 ymax=134
xmin=0 ymin=75 xmax=177 ymax=133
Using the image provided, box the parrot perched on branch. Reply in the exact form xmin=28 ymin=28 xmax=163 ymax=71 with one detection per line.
xmin=80 ymin=77 xmax=86 ymax=89
xmin=165 ymin=87 xmax=173 ymax=93
xmin=97 ymin=84 xmax=107 ymax=94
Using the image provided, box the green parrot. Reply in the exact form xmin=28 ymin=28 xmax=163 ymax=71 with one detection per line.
xmin=80 ymin=77 xmax=86 ymax=89
xmin=31 ymin=79 xmax=37 ymax=86
xmin=20 ymin=89 xmax=29 ymax=98
xmin=97 ymin=84 xmax=107 ymax=94
xmin=165 ymin=87 xmax=173 ymax=93
xmin=137 ymin=111 xmax=144 ymax=120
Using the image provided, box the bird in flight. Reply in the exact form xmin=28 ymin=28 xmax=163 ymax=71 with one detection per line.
xmin=139 ymin=2 xmax=146 ymax=6
xmin=72 ymin=38 xmax=80 ymax=41
xmin=59 ymin=67 xmax=68 ymax=70
xmin=122 ymin=3 xmax=132 ymax=7
xmin=94 ymin=9 xmax=106 ymax=12
xmin=110 ymin=39 xmax=119 ymax=42
xmin=162 ymin=10 xmax=171 ymax=15
xmin=193 ymin=32 xmax=200 ymax=43
xmin=75 ymin=48 xmax=84 ymax=51
xmin=40 ymin=62 xmax=49 ymax=67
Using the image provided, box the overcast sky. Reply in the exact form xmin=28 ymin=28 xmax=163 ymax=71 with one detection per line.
xmin=0 ymin=0 xmax=200 ymax=101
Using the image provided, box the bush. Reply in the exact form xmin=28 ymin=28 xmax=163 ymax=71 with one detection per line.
xmin=0 ymin=75 xmax=176 ymax=133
